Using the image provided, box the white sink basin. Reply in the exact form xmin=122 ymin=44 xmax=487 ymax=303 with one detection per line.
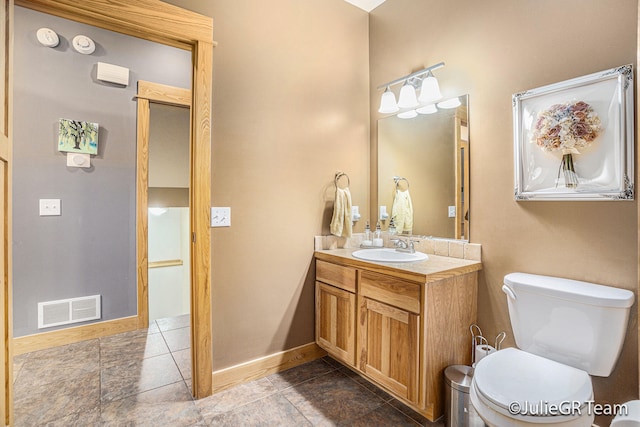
xmin=352 ymin=248 xmax=429 ymax=263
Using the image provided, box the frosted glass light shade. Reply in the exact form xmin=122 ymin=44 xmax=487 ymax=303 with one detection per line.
xmin=437 ymin=97 xmax=462 ymax=109
xmin=397 ymin=82 xmax=419 ymax=109
xmin=416 ymin=104 xmax=437 ymax=114
xmin=397 ymin=109 xmax=418 ymax=119
xmin=378 ymin=87 xmax=399 ymax=113
xmin=418 ymin=72 xmax=442 ymax=103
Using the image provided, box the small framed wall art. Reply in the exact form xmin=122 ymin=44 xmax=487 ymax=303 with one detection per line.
xmin=513 ymin=65 xmax=634 ymax=201
xmin=58 ymin=118 xmax=99 ymax=155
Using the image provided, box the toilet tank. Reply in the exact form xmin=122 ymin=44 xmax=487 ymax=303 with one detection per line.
xmin=503 ymin=272 xmax=634 ymax=377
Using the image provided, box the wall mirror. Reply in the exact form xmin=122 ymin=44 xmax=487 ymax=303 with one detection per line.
xmin=377 ymin=94 xmax=469 ymax=240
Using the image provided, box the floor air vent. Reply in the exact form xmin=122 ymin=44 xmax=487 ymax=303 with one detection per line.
xmin=38 ymin=295 xmax=101 ymax=329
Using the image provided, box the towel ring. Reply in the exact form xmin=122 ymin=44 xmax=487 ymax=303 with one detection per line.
xmin=394 ymin=176 xmax=409 ymax=190
xmin=335 ymin=171 xmax=350 ymax=189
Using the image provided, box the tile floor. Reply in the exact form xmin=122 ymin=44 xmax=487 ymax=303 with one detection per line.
xmin=12 ymin=314 xmax=445 ymax=426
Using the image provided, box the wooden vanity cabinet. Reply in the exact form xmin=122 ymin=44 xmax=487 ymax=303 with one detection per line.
xmin=315 ymin=260 xmax=357 ymax=365
xmin=358 ymin=271 xmax=421 ymax=404
xmin=315 ymin=254 xmax=479 ymax=422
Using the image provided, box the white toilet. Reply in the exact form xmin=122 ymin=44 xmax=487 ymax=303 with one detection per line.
xmin=470 ymin=272 xmax=635 ymax=427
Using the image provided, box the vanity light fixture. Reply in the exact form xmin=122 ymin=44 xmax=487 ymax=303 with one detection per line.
xmin=377 ymin=61 xmax=445 ymax=115
xmin=378 ymin=86 xmax=400 ymax=113
xmin=397 ymin=81 xmax=419 ymax=109
xmin=418 ymin=71 xmax=442 ymax=104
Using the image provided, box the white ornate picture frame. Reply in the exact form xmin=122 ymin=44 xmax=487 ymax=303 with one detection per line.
xmin=513 ymin=65 xmax=634 ymax=201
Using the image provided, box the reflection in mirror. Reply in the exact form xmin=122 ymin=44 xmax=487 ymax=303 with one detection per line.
xmin=377 ymin=95 xmax=469 ymax=240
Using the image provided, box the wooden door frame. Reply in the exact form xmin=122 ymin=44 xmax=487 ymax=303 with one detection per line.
xmin=135 ymin=81 xmax=191 ymax=333
xmin=454 ymin=104 xmax=469 ymax=240
xmin=1 ymin=0 xmax=12 ymax=424
xmin=10 ymin=0 xmax=214 ymax=400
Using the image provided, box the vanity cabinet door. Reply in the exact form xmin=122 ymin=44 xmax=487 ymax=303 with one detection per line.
xmin=315 ymin=282 xmax=356 ymax=365
xmin=358 ymin=296 xmax=419 ymax=404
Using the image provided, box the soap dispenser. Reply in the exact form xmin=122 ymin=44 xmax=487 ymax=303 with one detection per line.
xmin=373 ymin=221 xmax=383 ymax=247
xmin=362 ymin=221 xmax=373 ymax=247
xmin=388 ymin=217 xmax=397 ymax=236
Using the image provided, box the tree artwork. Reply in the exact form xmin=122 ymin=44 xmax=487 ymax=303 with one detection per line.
xmin=58 ymin=118 xmax=99 ymax=155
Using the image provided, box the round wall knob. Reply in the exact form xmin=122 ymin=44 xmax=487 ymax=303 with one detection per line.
xmin=36 ymin=28 xmax=59 ymax=48
xmin=72 ymin=35 xmax=95 ymax=55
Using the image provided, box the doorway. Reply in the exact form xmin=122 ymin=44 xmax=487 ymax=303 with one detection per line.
xmin=138 ymin=86 xmax=192 ymax=325
xmin=136 ymin=80 xmax=193 ymax=381
xmin=136 ymin=80 xmax=193 ymax=378
xmin=3 ymin=2 xmax=213 ymax=422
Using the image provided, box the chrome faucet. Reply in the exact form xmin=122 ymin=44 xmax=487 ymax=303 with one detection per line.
xmin=391 ymin=238 xmax=416 ymax=254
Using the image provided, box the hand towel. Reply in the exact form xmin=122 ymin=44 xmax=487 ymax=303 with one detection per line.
xmin=391 ymin=189 xmax=413 ymax=234
xmin=330 ymin=187 xmax=353 ymax=238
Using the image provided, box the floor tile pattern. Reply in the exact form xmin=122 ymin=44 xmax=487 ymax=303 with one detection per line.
xmin=13 ymin=314 xmax=444 ymax=426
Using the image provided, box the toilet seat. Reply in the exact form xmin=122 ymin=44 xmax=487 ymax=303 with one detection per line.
xmin=473 ymin=348 xmax=593 ymax=424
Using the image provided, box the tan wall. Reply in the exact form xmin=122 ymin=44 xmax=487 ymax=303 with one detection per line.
xmin=149 ymin=103 xmax=190 ymax=189
xmin=164 ymin=0 xmax=370 ymax=369
xmin=370 ymin=0 xmax=638 ymax=415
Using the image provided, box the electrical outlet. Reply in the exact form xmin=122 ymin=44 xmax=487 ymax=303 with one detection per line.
xmin=39 ymin=199 xmax=61 ymax=216
xmin=448 ymin=206 xmax=456 ymax=218
xmin=211 ymin=207 xmax=231 ymax=227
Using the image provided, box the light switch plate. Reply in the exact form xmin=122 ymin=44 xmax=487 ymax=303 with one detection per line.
xmin=40 ymin=199 xmax=61 ymax=216
xmin=448 ymin=206 xmax=456 ymax=218
xmin=211 ymin=207 xmax=231 ymax=227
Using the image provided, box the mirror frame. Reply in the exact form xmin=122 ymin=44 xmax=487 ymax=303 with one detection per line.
xmin=5 ymin=0 xmax=214 ymax=417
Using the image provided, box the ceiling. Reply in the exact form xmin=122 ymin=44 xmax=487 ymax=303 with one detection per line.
xmin=343 ymin=0 xmax=387 ymax=12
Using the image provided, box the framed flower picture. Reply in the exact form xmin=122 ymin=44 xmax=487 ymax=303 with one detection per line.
xmin=513 ymin=65 xmax=634 ymax=201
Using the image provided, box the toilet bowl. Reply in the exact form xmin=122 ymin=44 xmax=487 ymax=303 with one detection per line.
xmin=470 ymin=348 xmax=593 ymax=426
xmin=470 ymin=273 xmax=634 ymax=427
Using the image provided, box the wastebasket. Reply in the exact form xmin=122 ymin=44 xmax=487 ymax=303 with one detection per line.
xmin=444 ymin=365 xmax=486 ymax=427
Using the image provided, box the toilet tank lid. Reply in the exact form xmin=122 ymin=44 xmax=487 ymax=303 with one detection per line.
xmin=504 ymin=273 xmax=634 ymax=308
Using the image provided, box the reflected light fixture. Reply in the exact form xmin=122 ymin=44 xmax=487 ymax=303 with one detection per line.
xmin=377 ymin=61 xmax=445 ymax=115
xmin=378 ymin=86 xmax=400 ymax=113
xmin=397 ymin=110 xmax=418 ymax=119
xmin=416 ymin=104 xmax=438 ymax=115
xmin=437 ymin=97 xmax=462 ymax=109
xmin=149 ymin=207 xmax=168 ymax=216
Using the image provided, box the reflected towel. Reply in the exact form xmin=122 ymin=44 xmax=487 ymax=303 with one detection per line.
xmin=330 ymin=187 xmax=353 ymax=238
xmin=392 ymin=189 xmax=413 ymax=233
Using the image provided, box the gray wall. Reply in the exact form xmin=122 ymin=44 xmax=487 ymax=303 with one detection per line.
xmin=13 ymin=6 xmax=192 ymax=337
